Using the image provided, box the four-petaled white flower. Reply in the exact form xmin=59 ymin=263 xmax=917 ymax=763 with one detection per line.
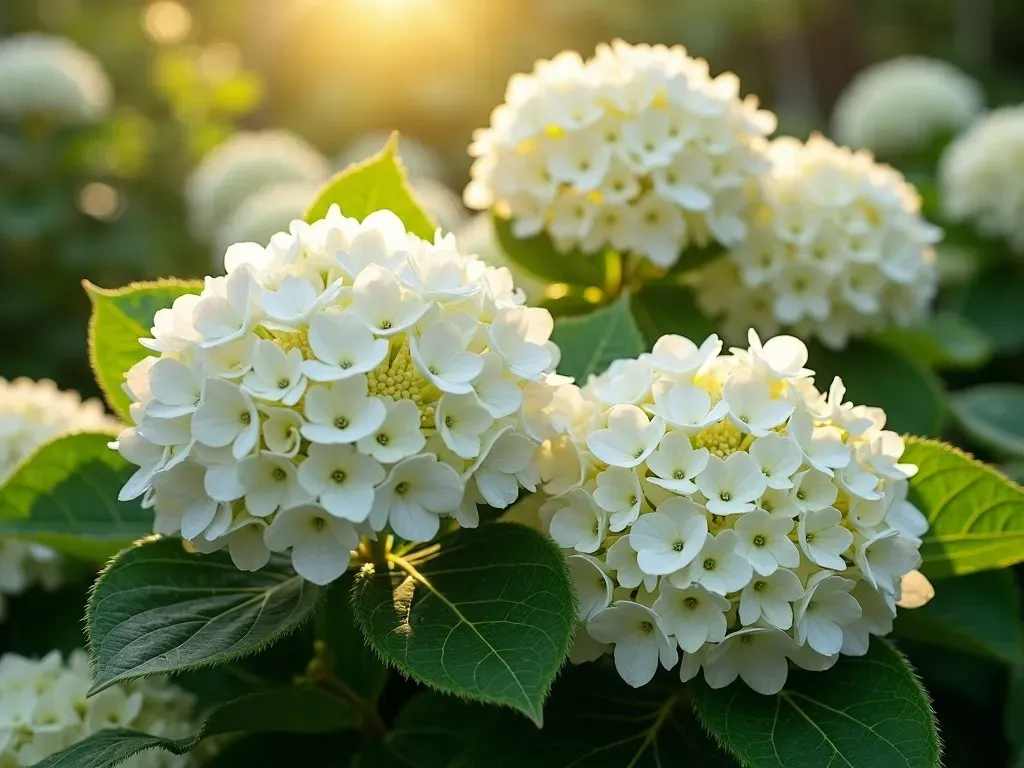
xmin=549 ymin=490 xmax=609 ymax=554
xmin=645 ymin=334 xmax=722 ymax=379
xmin=586 ymin=601 xmax=677 ymax=688
xmin=685 ymin=530 xmax=754 ymax=595
xmin=793 ymin=572 xmax=862 ymax=656
xmin=855 ymin=529 xmax=922 ymax=594
xmin=738 ymin=567 xmax=804 ymax=630
xmin=593 ymin=466 xmax=645 ymax=532
xmin=264 ymin=503 xmax=359 ymax=585
xmin=696 ymin=453 xmax=767 ymax=515
xmin=799 ymin=506 xmax=854 ymax=570
xmin=302 ymin=378 xmax=387 ymax=445
xmin=699 ymin=627 xmax=797 ymax=695
xmin=749 ymin=433 xmax=803 ymax=489
xmin=410 ymin=323 xmax=484 ymax=395
xmin=303 ymin=313 xmax=389 ymax=382
xmin=587 ymin=404 xmax=665 ymax=469
xmin=369 ymin=454 xmax=464 ymax=542
xmin=787 ymin=410 xmax=851 ymax=476
xmin=349 ymin=265 xmax=429 ymax=335
xmin=238 ymin=451 xmax=308 ymax=518
xmin=605 ymin=536 xmax=658 ymax=593
xmin=653 ymin=584 xmax=730 ymax=653
xmin=436 ymin=394 xmax=493 ymax=459
xmin=646 ymin=431 xmax=709 ymax=495
xmin=191 ymin=379 xmax=260 ymax=460
xmin=567 ymin=554 xmax=614 ymax=621
xmin=242 ymin=340 xmax=306 ymax=406
xmin=733 ymin=509 xmax=800 ymax=575
xmin=297 ymin=444 xmax=385 ymax=522
xmin=649 ymin=382 xmax=728 ymax=433
xmin=723 ymin=373 xmax=794 ymax=436
xmin=629 ymin=498 xmax=709 ymax=576
xmin=356 ymin=399 xmax=426 ymax=464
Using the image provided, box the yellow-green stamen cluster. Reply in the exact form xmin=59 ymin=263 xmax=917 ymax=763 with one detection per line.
xmin=694 ymin=420 xmax=744 ymax=458
xmin=367 ymin=338 xmax=438 ymax=425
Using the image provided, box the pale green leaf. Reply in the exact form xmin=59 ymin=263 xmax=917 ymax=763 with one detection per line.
xmin=551 ymin=294 xmax=646 ymax=382
xmin=691 ymin=640 xmax=940 ymax=768
xmin=492 ymin=213 xmax=608 ymax=287
xmin=958 ymin=264 xmax=1024 ymax=354
xmin=85 ymin=279 xmax=203 ymax=422
xmin=904 ymin=437 xmax=1024 ymax=579
xmin=951 ymin=384 xmax=1024 ymax=458
xmin=352 ymin=522 xmax=575 ymax=725
xmin=88 ymin=538 xmax=322 ymax=694
xmin=0 ymin=432 xmax=150 ymax=561
xmin=304 ymin=132 xmax=436 ymax=240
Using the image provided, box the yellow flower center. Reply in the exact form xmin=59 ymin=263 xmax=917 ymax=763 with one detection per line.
xmin=366 ymin=338 xmax=438 ymax=425
xmin=694 ymin=420 xmax=744 ymax=458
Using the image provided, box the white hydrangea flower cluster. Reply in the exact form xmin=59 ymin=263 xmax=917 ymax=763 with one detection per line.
xmin=455 ymin=214 xmax=548 ymax=302
xmin=464 ymin=40 xmax=776 ymax=269
xmin=185 ymin=131 xmax=329 ymax=246
xmin=114 ymin=207 xmax=559 ymax=585
xmin=831 ymin=56 xmax=984 ymax=157
xmin=940 ymin=105 xmax=1024 ymax=254
xmin=0 ymin=34 xmax=113 ymax=124
xmin=0 ymin=377 xmax=119 ymax=621
xmin=696 ymin=135 xmax=941 ymax=349
xmin=0 ymin=650 xmax=196 ymax=767
xmin=534 ymin=331 xmax=927 ymax=695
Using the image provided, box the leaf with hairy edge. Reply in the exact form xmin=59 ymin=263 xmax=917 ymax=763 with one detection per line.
xmin=895 ymin=570 xmax=1024 ymax=665
xmin=304 ymin=132 xmax=436 ymax=239
xmin=31 ymin=686 xmax=358 ymax=768
xmin=352 ymin=522 xmax=575 ymax=725
xmin=904 ymin=437 xmax=1024 ymax=579
xmin=950 ymin=384 xmax=1024 ymax=458
xmin=0 ymin=433 xmax=150 ymax=561
xmin=492 ymin=214 xmax=608 ymax=287
xmin=692 ymin=640 xmax=940 ymax=768
xmin=85 ymin=279 xmax=203 ymax=422
xmin=551 ymin=293 xmax=646 ymax=383
xmin=88 ymin=538 xmax=322 ymax=694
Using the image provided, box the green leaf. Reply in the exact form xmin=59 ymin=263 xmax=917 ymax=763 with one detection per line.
xmin=951 ymin=384 xmax=1024 ymax=459
xmin=692 ymin=639 xmax=940 ymax=768
xmin=30 ymin=686 xmax=359 ymax=768
xmin=630 ymin=282 xmax=717 ymax=343
xmin=88 ymin=537 xmax=322 ymax=694
xmin=807 ymin=339 xmax=946 ymax=436
xmin=320 ymin=574 xmax=388 ymax=702
xmin=551 ymin=294 xmax=646 ymax=383
xmin=352 ymin=522 xmax=575 ymax=725
xmin=492 ymin=213 xmax=609 ymax=287
xmin=0 ymin=433 xmax=151 ymax=561
xmin=85 ymin=279 xmax=203 ymax=422
xmin=458 ymin=664 xmax=734 ymax=767
xmin=873 ymin=312 xmax=993 ymax=370
xmin=304 ymin=132 xmax=436 ymax=239
xmin=895 ymin=570 xmax=1024 ymax=665
xmin=904 ymin=437 xmax=1024 ymax=579
xmin=958 ymin=264 xmax=1024 ymax=354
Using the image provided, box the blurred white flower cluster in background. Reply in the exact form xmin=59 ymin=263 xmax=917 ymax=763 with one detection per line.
xmin=0 ymin=650 xmax=196 ymax=766
xmin=0 ymin=378 xmax=119 ymax=621
xmin=465 ymin=39 xmax=776 ymax=268
xmin=940 ymin=104 xmax=1024 ymax=254
xmin=533 ymin=331 xmax=926 ymax=694
xmin=698 ymin=135 xmax=940 ymax=348
xmin=115 ymin=206 xmax=562 ymax=584
xmin=831 ymin=56 xmax=984 ymax=156
xmin=0 ymin=33 xmax=113 ymax=124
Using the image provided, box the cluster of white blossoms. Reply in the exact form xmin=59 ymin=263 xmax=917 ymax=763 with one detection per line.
xmin=534 ymin=331 xmax=927 ymax=695
xmin=831 ymin=56 xmax=984 ymax=157
xmin=0 ymin=650 xmax=196 ymax=766
xmin=185 ymin=131 xmax=329 ymax=246
xmin=464 ymin=40 xmax=776 ymax=269
xmin=0 ymin=34 xmax=113 ymax=124
xmin=696 ymin=135 xmax=941 ymax=349
xmin=0 ymin=378 xmax=118 ymax=621
xmin=455 ymin=214 xmax=548 ymax=302
xmin=114 ymin=207 xmax=559 ymax=585
xmin=940 ymin=105 xmax=1024 ymax=254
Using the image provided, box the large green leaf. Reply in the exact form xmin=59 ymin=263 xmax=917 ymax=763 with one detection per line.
xmin=459 ymin=664 xmax=734 ymax=767
xmin=904 ymin=437 xmax=1024 ymax=579
xmin=88 ymin=538 xmax=322 ymax=694
xmin=630 ymin=282 xmax=717 ymax=344
xmin=692 ymin=640 xmax=940 ymax=768
xmin=950 ymin=384 xmax=1024 ymax=458
xmin=807 ymin=339 xmax=946 ymax=436
xmin=551 ymin=294 xmax=646 ymax=383
xmin=304 ymin=132 xmax=436 ymax=239
xmin=352 ymin=522 xmax=575 ymax=725
xmin=0 ymin=433 xmax=150 ymax=561
xmin=493 ymin=213 xmax=609 ymax=287
xmin=894 ymin=570 xmax=1024 ymax=665
xmin=86 ymin=279 xmax=203 ymax=422
xmin=873 ymin=312 xmax=993 ymax=370
xmin=31 ymin=686 xmax=359 ymax=768
xmin=958 ymin=264 xmax=1024 ymax=354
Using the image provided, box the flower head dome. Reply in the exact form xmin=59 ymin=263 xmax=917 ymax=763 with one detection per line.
xmin=186 ymin=131 xmax=329 ymax=241
xmin=0 ymin=649 xmax=196 ymax=766
xmin=115 ymin=207 xmax=561 ymax=585
xmin=940 ymin=104 xmax=1024 ymax=253
xmin=696 ymin=135 xmax=941 ymax=349
xmin=0 ymin=34 xmax=113 ymax=124
xmin=214 ymin=182 xmax=320 ymax=260
xmin=533 ymin=331 xmax=926 ymax=694
xmin=464 ymin=40 xmax=776 ymax=269
xmin=831 ymin=56 xmax=984 ymax=156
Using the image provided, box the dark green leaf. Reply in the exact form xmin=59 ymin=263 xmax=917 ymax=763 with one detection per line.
xmin=807 ymin=339 xmax=945 ymax=436
xmin=895 ymin=570 xmax=1024 ymax=665
xmin=493 ymin=213 xmax=609 ymax=287
xmin=691 ymin=640 xmax=940 ymax=768
xmin=951 ymin=384 xmax=1024 ymax=458
xmin=551 ymin=294 xmax=646 ymax=383
xmin=352 ymin=522 xmax=575 ymax=725
xmin=1007 ymin=666 xmax=1024 ymax=766
xmin=88 ymin=538 xmax=322 ymax=694
xmin=304 ymin=132 xmax=436 ymax=240
xmin=321 ymin=574 xmax=388 ymax=702
xmin=872 ymin=312 xmax=992 ymax=370
xmin=630 ymin=282 xmax=717 ymax=343
xmin=904 ymin=437 xmax=1024 ymax=579
xmin=0 ymin=433 xmax=150 ymax=561
xmin=958 ymin=264 xmax=1024 ymax=354
xmin=86 ymin=279 xmax=202 ymax=422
